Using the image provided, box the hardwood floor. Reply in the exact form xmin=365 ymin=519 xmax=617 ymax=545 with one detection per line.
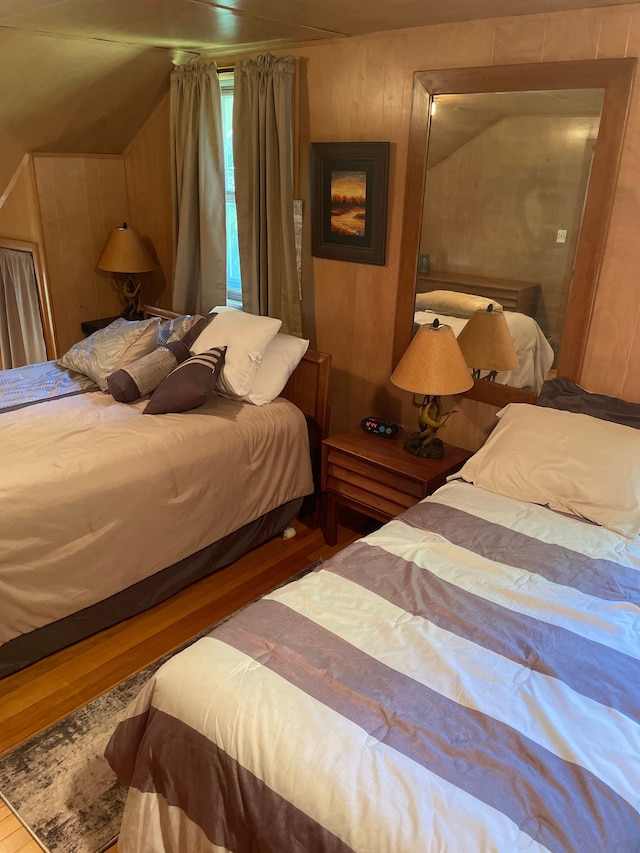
xmin=0 ymin=514 xmax=370 ymax=853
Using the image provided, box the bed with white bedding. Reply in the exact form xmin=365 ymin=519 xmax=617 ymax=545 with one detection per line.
xmin=0 ymin=308 xmax=329 ymax=677
xmin=414 ymin=286 xmax=554 ymax=391
xmin=106 ymin=382 xmax=640 ymax=853
xmin=414 ymin=308 xmax=554 ymax=390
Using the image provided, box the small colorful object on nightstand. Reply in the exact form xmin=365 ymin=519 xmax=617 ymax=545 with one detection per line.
xmin=360 ymin=417 xmax=399 ymax=438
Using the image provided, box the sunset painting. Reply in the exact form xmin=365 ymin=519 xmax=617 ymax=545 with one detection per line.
xmin=330 ymin=170 xmax=367 ymax=237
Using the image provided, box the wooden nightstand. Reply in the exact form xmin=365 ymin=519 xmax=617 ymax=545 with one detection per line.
xmin=321 ymin=426 xmax=472 ymax=545
xmin=81 ymin=314 xmax=144 ymax=335
xmin=81 ymin=316 xmax=120 ymax=336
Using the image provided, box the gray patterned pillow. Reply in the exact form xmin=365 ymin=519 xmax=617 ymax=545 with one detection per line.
xmin=157 ymin=314 xmax=206 ymax=347
xmin=57 ymin=318 xmax=160 ymax=391
xmin=106 ymin=340 xmax=191 ymax=403
xmin=143 ymin=346 xmax=226 ymax=415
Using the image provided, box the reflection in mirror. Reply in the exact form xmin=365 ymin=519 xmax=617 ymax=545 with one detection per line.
xmin=0 ymin=238 xmax=53 ymax=370
xmin=415 ymin=88 xmax=604 ymax=393
xmin=395 ymin=59 xmax=636 ymax=410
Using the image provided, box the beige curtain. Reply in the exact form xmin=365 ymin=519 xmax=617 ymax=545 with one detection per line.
xmin=0 ymin=247 xmax=46 ymax=369
xmin=170 ymin=62 xmax=226 ymax=314
xmin=233 ymin=55 xmax=302 ymax=336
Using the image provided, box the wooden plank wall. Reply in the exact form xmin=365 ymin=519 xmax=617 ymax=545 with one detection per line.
xmin=33 ymin=155 xmax=130 ymax=355
xmin=0 ymin=155 xmax=41 ymax=244
xmin=271 ymin=6 xmax=640 ymax=444
xmin=3 ymin=6 xmax=640 ymax=451
xmin=124 ymin=95 xmax=173 ymax=310
xmin=121 ymin=0 xmax=640 ymax=447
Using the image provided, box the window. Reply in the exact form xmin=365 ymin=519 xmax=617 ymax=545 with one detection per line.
xmin=219 ymin=72 xmax=242 ymax=307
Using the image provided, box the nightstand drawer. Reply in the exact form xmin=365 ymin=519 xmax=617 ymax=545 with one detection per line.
xmin=326 ymin=477 xmax=412 ymax=520
xmin=325 ymin=452 xmax=427 ymax=499
xmin=325 ymin=466 xmax=419 ymax=513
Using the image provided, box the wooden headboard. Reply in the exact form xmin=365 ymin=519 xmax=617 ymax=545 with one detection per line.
xmin=416 ymin=271 xmax=541 ymax=317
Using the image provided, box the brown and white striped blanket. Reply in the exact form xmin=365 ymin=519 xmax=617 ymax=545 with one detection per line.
xmin=106 ymin=480 xmax=640 ymax=853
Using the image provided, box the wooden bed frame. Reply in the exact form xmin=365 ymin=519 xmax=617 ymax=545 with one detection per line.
xmin=415 ymin=271 xmax=541 ymax=317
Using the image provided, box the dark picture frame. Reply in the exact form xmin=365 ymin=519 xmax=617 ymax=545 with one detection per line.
xmin=310 ymin=142 xmax=390 ymax=266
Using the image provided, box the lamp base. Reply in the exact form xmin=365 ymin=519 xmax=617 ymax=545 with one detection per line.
xmin=122 ymin=274 xmax=143 ymax=320
xmin=121 ymin=303 xmax=143 ymax=321
xmin=404 ymin=434 xmax=444 ymax=458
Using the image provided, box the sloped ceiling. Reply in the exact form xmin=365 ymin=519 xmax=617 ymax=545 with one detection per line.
xmin=0 ymin=0 xmax=633 ymax=193
xmin=428 ymin=89 xmax=605 ymax=166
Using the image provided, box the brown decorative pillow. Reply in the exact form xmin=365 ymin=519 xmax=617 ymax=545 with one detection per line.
xmin=107 ymin=340 xmax=191 ymax=403
xmin=180 ymin=315 xmax=213 ymax=349
xmin=143 ymin=346 xmax=227 ymax=415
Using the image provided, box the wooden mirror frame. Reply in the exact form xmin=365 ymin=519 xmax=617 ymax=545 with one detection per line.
xmin=394 ymin=58 xmax=636 ymax=407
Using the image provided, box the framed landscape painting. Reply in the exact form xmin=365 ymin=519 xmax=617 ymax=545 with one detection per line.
xmin=310 ymin=142 xmax=390 ymax=265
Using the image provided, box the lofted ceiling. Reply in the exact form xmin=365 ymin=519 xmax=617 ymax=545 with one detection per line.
xmin=428 ymin=89 xmax=605 ymax=166
xmin=0 ymin=0 xmax=634 ymax=194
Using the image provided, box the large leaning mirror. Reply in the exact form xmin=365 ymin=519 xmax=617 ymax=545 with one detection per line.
xmin=394 ymin=59 xmax=635 ymax=407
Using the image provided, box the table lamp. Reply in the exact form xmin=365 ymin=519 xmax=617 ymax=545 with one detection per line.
xmin=97 ymin=223 xmax=155 ymax=319
xmin=391 ymin=319 xmax=473 ymax=458
xmin=456 ymin=304 xmax=519 ymax=381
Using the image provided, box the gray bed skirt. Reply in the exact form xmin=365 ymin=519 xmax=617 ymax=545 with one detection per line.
xmin=0 ymin=497 xmax=302 ymax=678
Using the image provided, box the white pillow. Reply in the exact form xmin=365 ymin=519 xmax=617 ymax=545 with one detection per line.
xmin=190 ymin=307 xmax=281 ymax=397
xmin=453 ymin=403 xmax=640 ymax=538
xmin=241 ymin=334 xmax=309 ymax=406
xmin=415 ymin=289 xmax=503 ymax=316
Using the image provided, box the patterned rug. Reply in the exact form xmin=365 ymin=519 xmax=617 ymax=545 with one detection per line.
xmin=0 ymin=559 xmax=322 ymax=853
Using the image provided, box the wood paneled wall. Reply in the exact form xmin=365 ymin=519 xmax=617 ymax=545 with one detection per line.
xmin=138 ymin=7 xmax=640 ymax=447
xmin=272 ymin=5 xmax=640 ymax=444
xmin=124 ymin=95 xmax=173 ymax=310
xmin=0 ymin=155 xmax=41 ymax=243
xmin=0 ymin=139 xmax=170 ymax=360
xmin=3 ymin=6 xmax=640 ymax=452
xmin=33 ymin=155 xmax=130 ymax=355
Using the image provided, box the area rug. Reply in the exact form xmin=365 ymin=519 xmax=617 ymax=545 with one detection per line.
xmin=0 ymin=559 xmax=322 ymax=853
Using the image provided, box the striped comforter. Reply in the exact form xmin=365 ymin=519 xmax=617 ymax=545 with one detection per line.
xmin=106 ymin=480 xmax=640 ymax=853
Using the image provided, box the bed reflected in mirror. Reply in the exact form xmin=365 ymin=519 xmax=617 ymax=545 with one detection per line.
xmin=415 ymin=87 xmax=604 ymax=394
xmin=395 ymin=59 xmax=636 ymax=407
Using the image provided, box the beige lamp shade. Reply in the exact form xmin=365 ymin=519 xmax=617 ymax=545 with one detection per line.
xmin=391 ymin=322 xmax=474 ymax=396
xmin=97 ymin=223 xmax=155 ymax=274
xmin=456 ymin=307 xmax=520 ymax=372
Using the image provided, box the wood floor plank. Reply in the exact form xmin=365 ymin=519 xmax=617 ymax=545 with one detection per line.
xmin=0 ymin=519 xmax=364 ymax=753
xmin=0 ymin=822 xmax=42 ymax=853
xmin=0 ymin=514 xmax=368 ymax=851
